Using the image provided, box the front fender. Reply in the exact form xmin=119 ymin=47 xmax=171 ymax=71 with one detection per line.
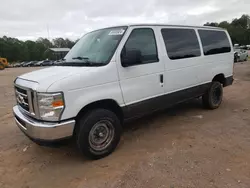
xmin=61 ymin=82 xmax=125 ymax=120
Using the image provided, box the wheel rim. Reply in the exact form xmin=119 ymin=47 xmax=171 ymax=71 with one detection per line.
xmin=89 ymin=120 xmax=115 ymax=151
xmin=212 ymin=86 xmax=222 ymax=105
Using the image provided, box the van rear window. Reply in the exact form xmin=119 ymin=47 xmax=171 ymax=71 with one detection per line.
xmin=198 ymin=30 xmax=231 ymax=55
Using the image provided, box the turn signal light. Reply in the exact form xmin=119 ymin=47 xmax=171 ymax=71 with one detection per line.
xmin=52 ymin=100 xmax=64 ymax=107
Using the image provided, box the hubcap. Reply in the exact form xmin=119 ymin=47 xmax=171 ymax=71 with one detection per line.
xmin=89 ymin=120 xmax=115 ymax=151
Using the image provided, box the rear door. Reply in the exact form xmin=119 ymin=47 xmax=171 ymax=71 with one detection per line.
xmin=160 ymin=27 xmax=203 ymax=95
xmin=116 ymin=27 xmax=165 ymax=118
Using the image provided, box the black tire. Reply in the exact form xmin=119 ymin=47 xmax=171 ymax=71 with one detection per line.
xmin=237 ymin=57 xmax=240 ymax=62
xmin=76 ymin=109 xmax=122 ymax=160
xmin=0 ymin=63 xmax=4 ymax=70
xmin=202 ymin=81 xmax=223 ymax=109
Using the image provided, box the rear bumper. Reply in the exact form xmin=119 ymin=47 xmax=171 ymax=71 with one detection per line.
xmin=224 ymin=76 xmax=234 ymax=87
xmin=13 ymin=105 xmax=75 ymax=141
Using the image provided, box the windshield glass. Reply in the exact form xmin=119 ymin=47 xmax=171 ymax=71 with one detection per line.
xmin=64 ymin=26 xmax=127 ymax=66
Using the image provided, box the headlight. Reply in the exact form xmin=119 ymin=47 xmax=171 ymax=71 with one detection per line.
xmin=37 ymin=92 xmax=65 ymax=121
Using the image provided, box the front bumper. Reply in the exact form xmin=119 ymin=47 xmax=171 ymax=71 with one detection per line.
xmin=13 ymin=105 xmax=75 ymax=141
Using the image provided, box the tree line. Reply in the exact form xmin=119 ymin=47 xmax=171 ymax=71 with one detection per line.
xmin=0 ymin=37 xmax=77 ymax=62
xmin=204 ymin=14 xmax=250 ymax=45
xmin=1 ymin=14 xmax=250 ymax=62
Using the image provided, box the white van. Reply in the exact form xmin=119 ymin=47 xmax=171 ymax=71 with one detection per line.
xmin=13 ymin=24 xmax=234 ymax=159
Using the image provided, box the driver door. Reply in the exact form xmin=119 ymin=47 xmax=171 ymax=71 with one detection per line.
xmin=116 ymin=27 xmax=165 ymax=118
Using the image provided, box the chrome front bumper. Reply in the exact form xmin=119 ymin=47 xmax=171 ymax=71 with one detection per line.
xmin=13 ymin=105 xmax=75 ymax=141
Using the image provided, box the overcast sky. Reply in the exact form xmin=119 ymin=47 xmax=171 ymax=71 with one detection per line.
xmin=0 ymin=0 xmax=249 ymax=40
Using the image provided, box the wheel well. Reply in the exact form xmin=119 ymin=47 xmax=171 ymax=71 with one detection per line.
xmin=76 ymin=99 xmax=124 ymax=123
xmin=212 ymin=74 xmax=226 ymax=86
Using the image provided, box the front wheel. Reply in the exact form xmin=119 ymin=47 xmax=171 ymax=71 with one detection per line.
xmin=202 ymin=81 xmax=223 ymax=109
xmin=76 ymin=109 xmax=122 ymax=160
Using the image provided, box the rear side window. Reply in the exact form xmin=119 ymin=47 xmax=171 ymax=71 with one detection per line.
xmin=198 ymin=30 xmax=231 ymax=55
xmin=161 ymin=28 xmax=201 ymax=60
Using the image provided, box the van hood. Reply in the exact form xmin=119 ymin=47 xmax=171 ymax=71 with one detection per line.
xmin=19 ymin=66 xmax=91 ymax=82
xmin=17 ymin=66 xmax=91 ymax=91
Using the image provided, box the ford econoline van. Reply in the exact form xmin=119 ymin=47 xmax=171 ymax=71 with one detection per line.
xmin=13 ymin=24 xmax=234 ymax=159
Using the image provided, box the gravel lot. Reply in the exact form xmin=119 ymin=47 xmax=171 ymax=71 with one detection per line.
xmin=0 ymin=62 xmax=250 ymax=188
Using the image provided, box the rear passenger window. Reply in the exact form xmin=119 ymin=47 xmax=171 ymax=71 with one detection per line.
xmin=161 ymin=28 xmax=201 ymax=60
xmin=198 ymin=30 xmax=231 ymax=55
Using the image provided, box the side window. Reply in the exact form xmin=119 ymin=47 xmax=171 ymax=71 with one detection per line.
xmin=198 ymin=30 xmax=231 ymax=55
xmin=121 ymin=28 xmax=158 ymax=65
xmin=161 ymin=28 xmax=201 ymax=60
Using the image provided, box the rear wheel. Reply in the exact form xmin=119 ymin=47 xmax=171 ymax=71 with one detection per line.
xmin=0 ymin=63 xmax=4 ymax=70
xmin=202 ymin=81 xmax=223 ymax=109
xmin=76 ymin=109 xmax=122 ymax=160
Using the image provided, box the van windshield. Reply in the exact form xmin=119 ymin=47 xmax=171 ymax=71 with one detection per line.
xmin=63 ymin=27 xmax=127 ymax=66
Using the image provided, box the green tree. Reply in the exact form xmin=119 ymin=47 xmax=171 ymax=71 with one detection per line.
xmin=0 ymin=36 xmax=76 ymax=62
xmin=53 ymin=38 xmax=67 ymax=48
xmin=65 ymin=38 xmax=75 ymax=48
xmin=37 ymin=37 xmax=53 ymax=49
xmin=204 ymin=22 xmax=219 ymax=27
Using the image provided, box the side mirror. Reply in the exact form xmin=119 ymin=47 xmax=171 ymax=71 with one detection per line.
xmin=121 ymin=49 xmax=142 ymax=67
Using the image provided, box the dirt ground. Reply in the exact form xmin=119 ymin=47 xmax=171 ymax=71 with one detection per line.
xmin=0 ymin=62 xmax=250 ymax=188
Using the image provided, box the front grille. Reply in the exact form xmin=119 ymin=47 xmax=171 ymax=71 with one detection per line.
xmin=15 ymin=86 xmax=30 ymax=113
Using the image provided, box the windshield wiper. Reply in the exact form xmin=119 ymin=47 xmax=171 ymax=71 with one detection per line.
xmin=58 ymin=62 xmax=106 ymax=67
xmin=72 ymin=56 xmax=89 ymax=60
xmin=82 ymin=62 xmax=106 ymax=66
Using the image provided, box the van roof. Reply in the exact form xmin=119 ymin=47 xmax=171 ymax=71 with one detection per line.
xmin=105 ymin=24 xmax=225 ymax=30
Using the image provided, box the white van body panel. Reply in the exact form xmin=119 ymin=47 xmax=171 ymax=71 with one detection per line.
xmin=15 ymin=78 xmax=39 ymax=90
xmin=14 ymin=24 xmax=234 ymax=126
xmin=195 ymin=29 xmax=234 ymax=84
xmin=156 ymin=26 xmax=234 ymax=94
xmin=45 ymin=61 xmax=124 ymax=120
xmin=116 ymin=26 xmax=165 ymax=106
xmin=18 ymin=66 xmax=92 ymax=92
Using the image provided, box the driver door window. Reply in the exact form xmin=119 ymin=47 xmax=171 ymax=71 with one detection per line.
xmin=121 ymin=28 xmax=159 ymax=66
